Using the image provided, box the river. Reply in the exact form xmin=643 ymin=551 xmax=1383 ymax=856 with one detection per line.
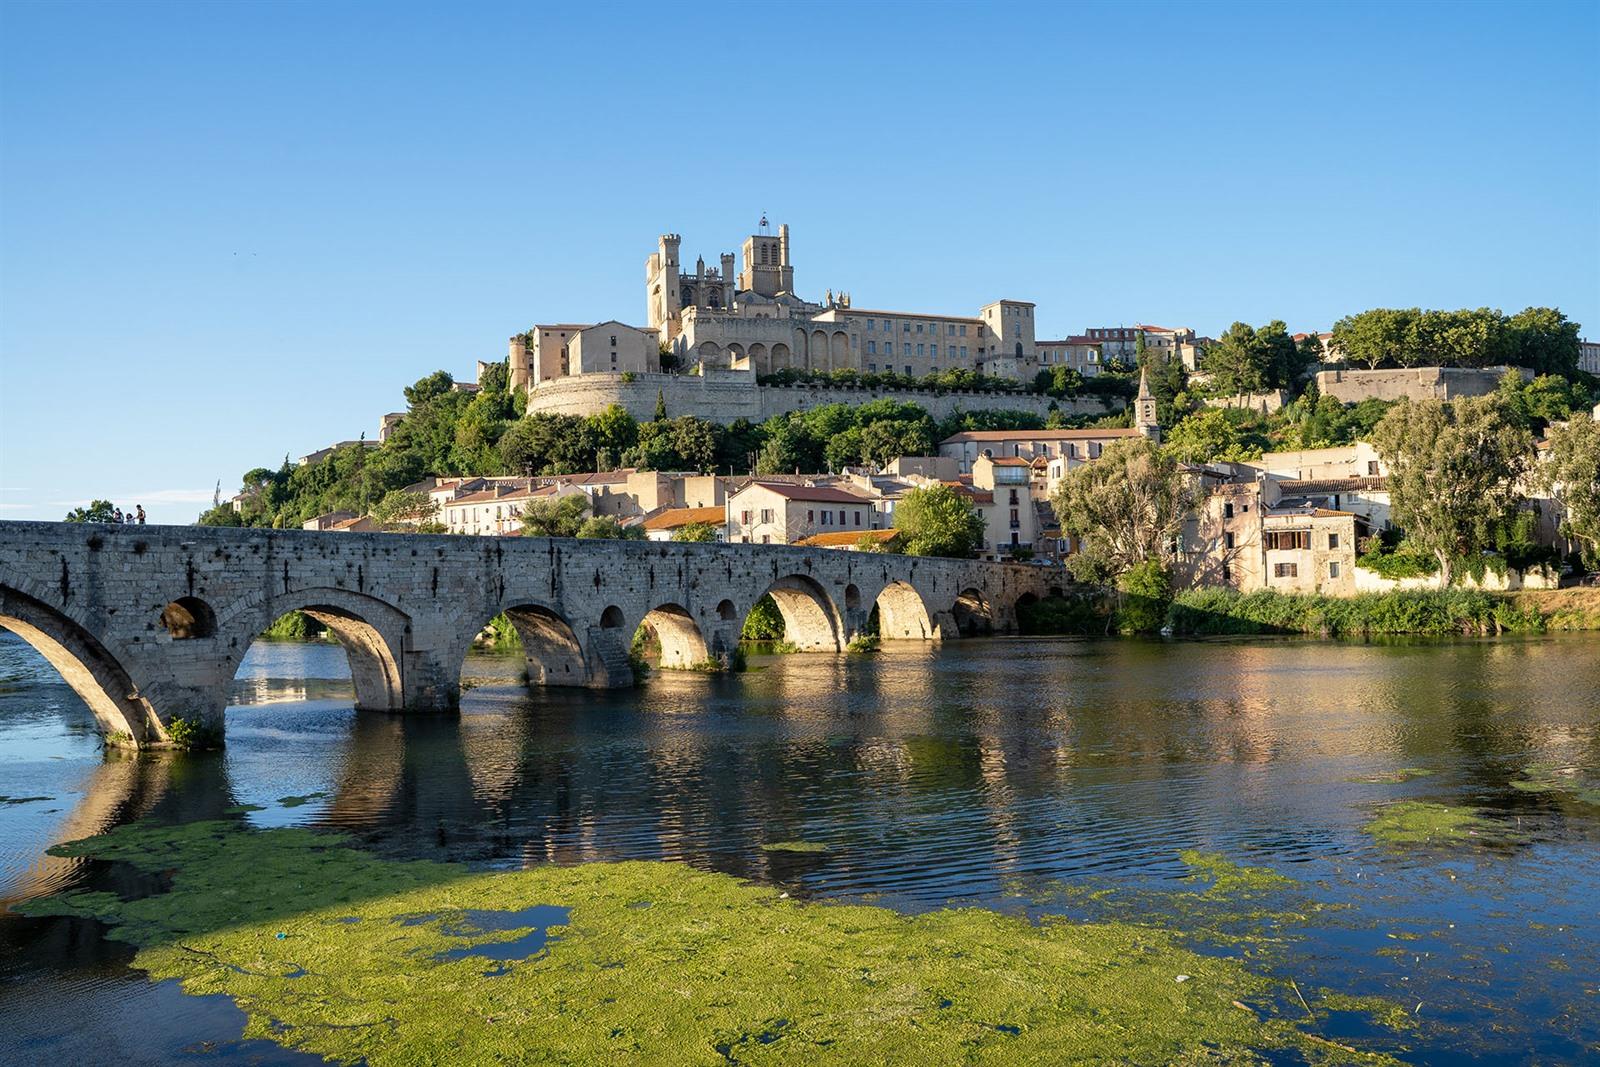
xmin=1 ymin=631 xmax=1597 ymax=1064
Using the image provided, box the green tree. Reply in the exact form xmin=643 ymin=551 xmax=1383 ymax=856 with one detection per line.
xmin=519 ymin=494 xmax=589 ymax=538
xmin=576 ymin=515 xmax=645 ymax=540
xmin=892 ymin=484 xmax=985 ymax=558
xmin=1049 ymin=437 xmax=1202 ymax=583
xmin=1540 ymin=411 xmax=1600 ymax=566
xmin=64 ymin=500 xmax=117 ymax=523
xmin=196 ymin=503 xmax=243 ymax=527
xmin=403 ymin=370 xmax=454 ymax=407
xmin=1507 ymin=306 xmax=1580 ymax=377
xmin=1371 ymin=395 xmax=1535 ymax=585
xmin=1330 ymin=308 xmax=1417 ymax=370
xmin=1296 ymin=332 xmax=1326 ymax=370
xmin=477 ymin=360 xmax=509 ymax=396
xmin=1203 ymin=323 xmax=1264 ymax=395
xmin=1115 ymin=559 xmax=1172 ymax=634
xmin=371 ymin=489 xmax=437 ymax=527
xmin=585 ymin=404 xmax=639 ymax=462
xmin=628 ymin=416 xmax=719 ymax=472
xmin=672 ymin=522 xmax=719 ymax=543
xmin=654 ymin=389 xmax=667 ymax=421
xmin=1162 ymin=409 xmax=1265 ymax=464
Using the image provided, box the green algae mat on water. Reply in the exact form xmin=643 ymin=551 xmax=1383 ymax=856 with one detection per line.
xmin=17 ymin=821 xmax=1397 ymax=1065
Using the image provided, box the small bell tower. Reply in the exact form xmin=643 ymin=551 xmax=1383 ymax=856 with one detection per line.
xmin=1135 ymin=368 xmax=1161 ymax=444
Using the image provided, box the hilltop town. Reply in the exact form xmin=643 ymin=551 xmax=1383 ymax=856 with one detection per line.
xmin=202 ymin=222 xmax=1600 ymax=613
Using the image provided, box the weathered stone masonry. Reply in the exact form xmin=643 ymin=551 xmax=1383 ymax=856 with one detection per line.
xmin=0 ymin=521 xmax=1055 ymax=747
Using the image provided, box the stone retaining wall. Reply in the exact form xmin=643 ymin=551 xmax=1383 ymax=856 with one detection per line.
xmin=527 ymin=371 xmax=1114 ymax=425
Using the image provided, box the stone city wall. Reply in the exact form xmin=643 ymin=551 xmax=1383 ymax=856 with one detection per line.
xmin=527 ymin=371 xmax=1113 ymax=425
xmin=1315 ymin=366 xmax=1530 ymax=404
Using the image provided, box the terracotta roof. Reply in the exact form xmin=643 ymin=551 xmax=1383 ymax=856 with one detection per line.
xmin=794 ymin=529 xmax=900 ymax=548
xmin=642 ymin=506 xmax=726 ymax=531
xmin=986 ymin=456 xmax=1031 ymax=466
xmin=1277 ymin=476 xmax=1387 ymax=493
xmin=448 ymin=484 xmax=555 ymax=506
xmin=736 ymin=481 xmax=870 ymax=504
xmin=941 ymin=428 xmax=1141 ymax=443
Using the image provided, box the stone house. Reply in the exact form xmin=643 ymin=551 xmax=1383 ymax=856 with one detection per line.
xmin=967 ymin=455 xmax=1038 ymax=558
xmin=939 ymin=427 xmax=1145 ymax=475
xmin=726 ymin=482 xmax=876 ymax=545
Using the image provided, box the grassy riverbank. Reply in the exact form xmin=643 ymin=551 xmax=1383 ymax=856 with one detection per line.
xmin=17 ymin=819 xmax=1399 ymax=1065
xmin=1168 ymin=587 xmax=1600 ymax=637
xmin=1020 ymin=587 xmax=1600 ymax=638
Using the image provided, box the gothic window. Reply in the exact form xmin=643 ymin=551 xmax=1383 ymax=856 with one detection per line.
xmin=681 ymin=287 xmax=693 ymax=306
xmin=1015 ymin=342 xmax=1023 ymax=357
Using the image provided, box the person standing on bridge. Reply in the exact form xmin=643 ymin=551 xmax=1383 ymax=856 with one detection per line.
xmin=136 ymin=505 xmax=146 ymax=525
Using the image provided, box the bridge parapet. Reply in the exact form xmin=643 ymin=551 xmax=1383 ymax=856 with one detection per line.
xmin=0 ymin=520 xmax=1058 ymax=747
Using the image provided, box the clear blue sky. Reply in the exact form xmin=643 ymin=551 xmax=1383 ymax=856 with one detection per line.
xmin=2 ymin=0 xmax=1596 ymax=523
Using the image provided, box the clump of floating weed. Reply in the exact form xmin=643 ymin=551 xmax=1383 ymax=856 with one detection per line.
xmin=15 ymin=819 xmax=1401 ymax=1065
xmin=1509 ymin=763 xmax=1600 ymax=806
xmin=759 ymin=841 xmax=829 ymax=854
xmin=1346 ymin=768 xmax=1434 ymax=784
xmin=1317 ymin=991 xmax=1418 ymax=1032
xmin=1362 ymin=801 xmax=1516 ymax=847
xmin=1179 ymin=850 xmax=1295 ymax=897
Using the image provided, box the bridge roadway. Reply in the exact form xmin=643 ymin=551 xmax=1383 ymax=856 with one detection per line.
xmin=0 ymin=520 xmax=1057 ymax=747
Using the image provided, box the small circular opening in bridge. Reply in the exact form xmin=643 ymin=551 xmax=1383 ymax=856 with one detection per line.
xmin=716 ymin=599 xmax=737 ymax=622
xmin=600 ymin=605 xmax=625 ymax=629
xmin=160 ymin=596 xmax=216 ymax=639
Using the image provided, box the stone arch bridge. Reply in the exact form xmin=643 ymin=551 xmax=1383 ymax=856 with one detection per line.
xmin=0 ymin=521 xmax=1057 ymax=748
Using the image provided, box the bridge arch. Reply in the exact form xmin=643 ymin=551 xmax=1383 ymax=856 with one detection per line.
xmin=456 ymin=594 xmax=600 ymax=690
xmin=953 ymin=587 xmax=995 ymax=636
xmin=755 ymin=574 xmax=843 ymax=651
xmin=634 ymin=602 xmax=710 ymax=670
xmin=500 ymin=602 xmax=589 ymax=686
xmin=872 ymin=580 xmax=937 ymax=640
xmin=0 ymin=581 xmax=161 ymax=744
xmin=219 ymin=587 xmax=409 ymax=712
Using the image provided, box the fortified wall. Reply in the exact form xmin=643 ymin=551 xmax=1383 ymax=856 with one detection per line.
xmin=1315 ymin=365 xmax=1530 ymax=404
xmin=525 ymin=370 xmax=1114 ymax=425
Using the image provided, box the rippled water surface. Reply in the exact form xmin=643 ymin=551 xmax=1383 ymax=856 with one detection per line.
xmin=2 ymin=631 xmax=1599 ymax=1064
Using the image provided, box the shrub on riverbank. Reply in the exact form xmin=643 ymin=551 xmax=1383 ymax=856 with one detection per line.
xmin=1167 ymin=587 xmax=1549 ymax=637
xmin=261 ymin=610 xmax=326 ymax=641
